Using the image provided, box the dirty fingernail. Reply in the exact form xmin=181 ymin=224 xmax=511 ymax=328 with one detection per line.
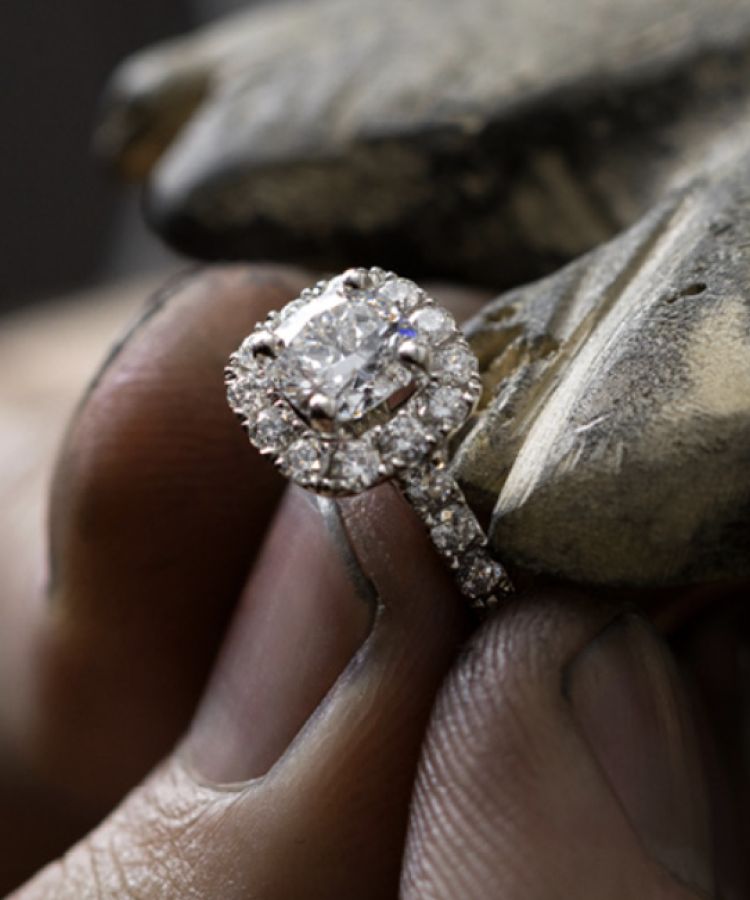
xmin=568 ymin=614 xmax=714 ymax=896
xmin=186 ymin=486 xmax=374 ymax=783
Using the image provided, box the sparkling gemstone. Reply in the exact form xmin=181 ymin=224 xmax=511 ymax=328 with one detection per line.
xmin=379 ymin=277 xmax=422 ymax=310
xmin=424 ymin=386 xmax=469 ymax=429
xmin=437 ymin=345 xmax=479 ymax=382
xmin=252 ymin=406 xmax=294 ymax=452
xmin=431 ymin=505 xmax=484 ymax=554
xmin=458 ymin=553 xmax=507 ymax=599
xmin=226 ymin=376 xmax=248 ymax=412
xmin=404 ymin=468 xmax=459 ymax=507
xmin=275 ymin=278 xmax=416 ymax=422
xmin=226 ymin=378 xmax=264 ymax=417
xmin=284 ymin=436 xmax=327 ymax=477
xmin=379 ymin=417 xmax=431 ymax=465
xmin=330 ymin=441 xmax=381 ymax=489
xmin=411 ymin=307 xmax=454 ymax=342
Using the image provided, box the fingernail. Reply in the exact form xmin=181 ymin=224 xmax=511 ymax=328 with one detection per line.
xmin=186 ymin=486 xmax=375 ymax=784
xmin=568 ymin=614 xmax=714 ymax=896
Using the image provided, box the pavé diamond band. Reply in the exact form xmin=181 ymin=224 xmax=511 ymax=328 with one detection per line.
xmin=225 ymin=267 xmax=513 ymax=611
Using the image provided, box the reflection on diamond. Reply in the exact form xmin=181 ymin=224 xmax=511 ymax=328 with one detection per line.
xmin=275 ymin=279 xmax=413 ymax=422
xmin=330 ymin=441 xmax=381 ymax=490
xmin=285 ymin=437 xmax=328 ymax=478
xmin=252 ymin=407 xmax=294 ymax=452
xmin=437 ymin=345 xmax=478 ymax=382
xmin=226 ymin=377 xmax=249 ymax=413
xmin=379 ymin=417 xmax=431 ymax=466
xmin=411 ymin=307 xmax=454 ymax=343
xmin=403 ymin=468 xmax=459 ymax=510
xmin=380 ymin=277 xmax=422 ymax=310
xmin=431 ymin=505 xmax=484 ymax=554
xmin=458 ymin=553 xmax=507 ymax=599
xmin=424 ymin=386 xmax=469 ymax=430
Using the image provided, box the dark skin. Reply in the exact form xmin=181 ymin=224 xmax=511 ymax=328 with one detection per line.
xmin=0 ymin=265 xmax=746 ymax=898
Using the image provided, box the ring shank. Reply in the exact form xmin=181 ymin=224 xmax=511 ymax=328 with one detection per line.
xmin=398 ymin=460 xmax=513 ymax=611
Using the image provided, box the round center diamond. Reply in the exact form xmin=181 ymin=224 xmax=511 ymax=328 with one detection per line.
xmin=275 ymin=278 xmax=414 ymax=423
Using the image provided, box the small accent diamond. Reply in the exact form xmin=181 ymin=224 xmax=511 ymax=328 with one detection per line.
xmin=284 ymin=436 xmax=328 ymax=479
xmin=226 ymin=376 xmax=249 ymax=412
xmin=379 ymin=417 xmax=431 ymax=466
xmin=403 ymin=467 xmax=459 ymax=509
xmin=230 ymin=384 xmax=265 ymax=420
xmin=423 ymin=386 xmax=470 ymax=430
xmin=437 ymin=345 xmax=479 ymax=382
xmin=458 ymin=553 xmax=507 ymax=599
xmin=431 ymin=505 xmax=484 ymax=555
xmin=379 ymin=277 xmax=422 ymax=310
xmin=330 ymin=441 xmax=381 ymax=490
xmin=411 ymin=307 xmax=454 ymax=342
xmin=251 ymin=406 xmax=295 ymax=452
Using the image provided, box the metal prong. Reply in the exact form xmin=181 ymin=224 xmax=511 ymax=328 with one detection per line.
xmin=342 ymin=267 xmax=367 ymax=290
xmin=398 ymin=339 xmax=431 ymax=370
xmin=249 ymin=330 xmax=283 ymax=358
xmin=309 ymin=392 xmax=337 ymax=427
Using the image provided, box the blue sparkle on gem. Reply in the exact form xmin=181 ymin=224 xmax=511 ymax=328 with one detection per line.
xmin=398 ymin=324 xmax=418 ymax=338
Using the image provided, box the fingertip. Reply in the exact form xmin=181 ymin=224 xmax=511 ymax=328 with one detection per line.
xmin=402 ymin=592 xmax=714 ymax=898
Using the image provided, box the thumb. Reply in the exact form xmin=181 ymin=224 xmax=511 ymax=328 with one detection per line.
xmin=12 ymin=483 xmax=470 ymax=899
xmin=402 ymin=596 xmax=715 ymax=899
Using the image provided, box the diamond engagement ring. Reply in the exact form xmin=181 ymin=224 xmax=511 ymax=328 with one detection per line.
xmin=225 ymin=267 xmax=513 ymax=611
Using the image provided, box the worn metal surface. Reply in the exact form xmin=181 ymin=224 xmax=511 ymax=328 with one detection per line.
xmin=98 ymin=0 xmax=750 ymax=286
xmin=455 ymin=151 xmax=750 ymax=585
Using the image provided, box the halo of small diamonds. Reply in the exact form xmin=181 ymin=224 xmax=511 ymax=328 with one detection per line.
xmin=225 ymin=267 xmax=482 ymax=495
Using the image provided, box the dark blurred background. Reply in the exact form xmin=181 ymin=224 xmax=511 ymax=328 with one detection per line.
xmin=0 ymin=0 xmax=254 ymax=313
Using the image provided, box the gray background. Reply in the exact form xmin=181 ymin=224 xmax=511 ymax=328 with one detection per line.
xmin=0 ymin=0 xmax=254 ymax=312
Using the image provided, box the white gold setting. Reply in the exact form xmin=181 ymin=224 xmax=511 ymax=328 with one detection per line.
xmin=226 ymin=267 xmax=512 ymax=610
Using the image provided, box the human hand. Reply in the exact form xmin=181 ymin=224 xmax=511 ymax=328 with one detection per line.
xmin=0 ymin=266 xmax=737 ymax=898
